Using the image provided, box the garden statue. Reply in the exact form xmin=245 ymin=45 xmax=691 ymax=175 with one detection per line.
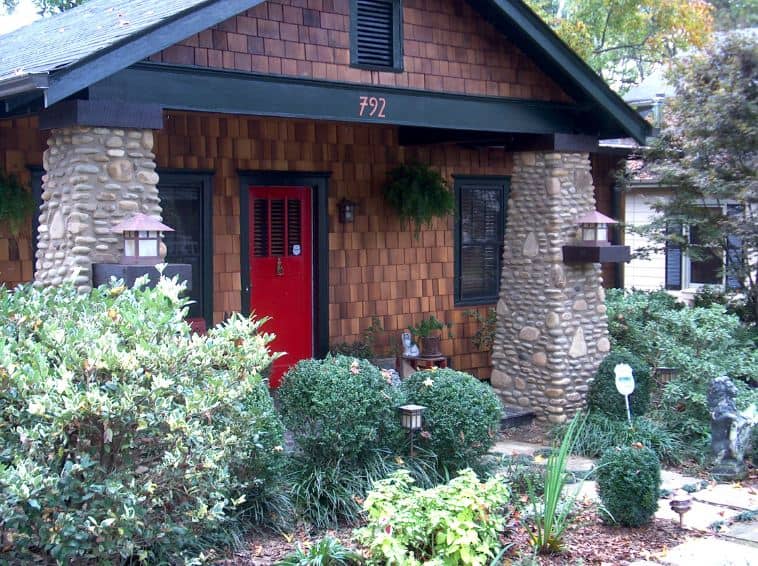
xmin=707 ymin=376 xmax=757 ymax=481
xmin=401 ymin=331 xmax=419 ymax=357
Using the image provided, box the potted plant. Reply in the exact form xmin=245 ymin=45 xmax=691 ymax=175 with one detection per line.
xmin=0 ymin=170 xmax=34 ymax=236
xmin=408 ymin=316 xmax=452 ymax=357
xmin=382 ymin=163 xmax=454 ymax=239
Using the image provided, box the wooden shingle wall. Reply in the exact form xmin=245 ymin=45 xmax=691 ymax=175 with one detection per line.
xmin=155 ymin=111 xmax=507 ymax=377
xmin=0 ymin=117 xmax=45 ymax=288
xmin=154 ymin=0 xmax=571 ymax=103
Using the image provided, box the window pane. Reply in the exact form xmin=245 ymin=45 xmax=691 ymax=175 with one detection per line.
xmin=690 ymin=225 xmax=722 ymax=285
xmin=456 ymin=180 xmax=507 ymax=304
xmin=161 ymin=184 xmax=204 ymax=319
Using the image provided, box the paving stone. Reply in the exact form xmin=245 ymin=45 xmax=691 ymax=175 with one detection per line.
xmin=723 ymin=521 xmax=758 ymax=546
xmin=658 ymin=537 xmax=758 ymax=565
xmin=659 ymin=469 xmax=703 ymax=492
xmin=694 ymin=484 xmax=758 ymax=511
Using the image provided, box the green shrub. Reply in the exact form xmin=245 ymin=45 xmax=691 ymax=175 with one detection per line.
xmin=566 ymin=412 xmax=684 ymax=466
xmin=279 ymin=536 xmax=361 ymax=565
xmin=588 ymin=350 xmax=652 ymax=419
xmin=0 ymin=279 xmax=286 ymax=563
xmin=330 ymin=340 xmax=373 ymax=359
xmin=596 ymin=445 xmax=661 ymax=527
xmin=278 ymin=355 xmax=404 ymax=464
xmin=400 ymin=368 xmax=502 ymax=472
xmin=355 ymin=468 xmax=510 ymax=564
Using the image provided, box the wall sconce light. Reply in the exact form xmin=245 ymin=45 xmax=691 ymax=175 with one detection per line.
xmin=111 ymin=213 xmax=174 ymax=266
xmin=338 ymin=198 xmax=357 ymax=224
xmin=576 ymin=210 xmax=618 ymax=246
xmin=399 ymin=404 xmax=426 ymax=457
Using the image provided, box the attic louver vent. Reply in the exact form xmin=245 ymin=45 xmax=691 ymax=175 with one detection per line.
xmin=352 ymin=0 xmax=401 ymax=69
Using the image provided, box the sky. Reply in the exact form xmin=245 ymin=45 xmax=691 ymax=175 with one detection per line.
xmin=0 ymin=0 xmax=40 ymax=36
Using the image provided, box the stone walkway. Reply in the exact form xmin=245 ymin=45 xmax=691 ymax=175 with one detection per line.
xmin=492 ymin=440 xmax=758 ymax=566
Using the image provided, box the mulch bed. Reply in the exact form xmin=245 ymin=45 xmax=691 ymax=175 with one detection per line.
xmin=218 ymin=500 xmax=702 ymax=565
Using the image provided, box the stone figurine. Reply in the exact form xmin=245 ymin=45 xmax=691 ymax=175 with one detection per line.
xmin=707 ymin=375 xmax=757 ymax=481
xmin=401 ymin=331 xmax=419 ymax=357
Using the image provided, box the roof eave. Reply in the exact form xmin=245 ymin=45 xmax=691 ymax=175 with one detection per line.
xmin=480 ymin=0 xmax=652 ymax=144
xmin=0 ymin=73 xmax=48 ymax=99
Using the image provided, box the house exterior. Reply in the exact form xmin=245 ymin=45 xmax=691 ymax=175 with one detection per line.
xmin=620 ymin=75 xmax=743 ymax=295
xmin=0 ymin=0 xmax=649 ymax=422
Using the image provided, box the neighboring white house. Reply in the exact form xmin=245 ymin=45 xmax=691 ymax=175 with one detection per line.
xmin=619 ymin=70 xmax=744 ymax=296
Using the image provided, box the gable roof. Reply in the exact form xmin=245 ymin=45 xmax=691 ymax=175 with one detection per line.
xmin=0 ymin=0 xmax=650 ymax=143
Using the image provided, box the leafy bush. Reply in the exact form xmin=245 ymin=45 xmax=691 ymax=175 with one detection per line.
xmin=596 ymin=445 xmax=661 ymax=527
xmin=355 ymin=468 xmax=509 ymax=565
xmin=400 ymin=369 xmax=502 ymax=472
xmin=279 ymin=355 xmax=404 ymax=464
xmin=330 ymin=340 xmax=373 ymax=359
xmin=0 ymin=279 xmax=286 ymax=563
xmin=606 ymin=290 xmax=758 ymax=454
xmin=588 ymin=350 xmax=652 ymax=419
xmin=279 ymin=355 xmax=409 ymax=526
xmin=567 ymin=412 xmax=684 ymax=466
xmin=279 ymin=536 xmax=361 ymax=565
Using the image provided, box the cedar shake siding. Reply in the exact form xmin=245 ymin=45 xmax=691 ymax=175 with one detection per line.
xmin=0 ymin=117 xmax=46 ymax=287
xmin=152 ymin=0 xmax=572 ymax=103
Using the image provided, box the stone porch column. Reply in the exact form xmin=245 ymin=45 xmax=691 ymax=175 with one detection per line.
xmin=491 ymin=151 xmax=610 ymax=424
xmin=35 ymin=127 xmax=161 ymax=292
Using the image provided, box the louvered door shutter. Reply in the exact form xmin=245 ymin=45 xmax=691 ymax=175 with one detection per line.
xmin=351 ymin=0 xmax=401 ymax=69
xmin=664 ymin=221 xmax=682 ymax=290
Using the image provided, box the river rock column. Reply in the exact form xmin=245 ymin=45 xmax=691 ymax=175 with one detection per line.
xmin=35 ymin=127 xmax=161 ymax=292
xmin=491 ymin=152 xmax=610 ymax=424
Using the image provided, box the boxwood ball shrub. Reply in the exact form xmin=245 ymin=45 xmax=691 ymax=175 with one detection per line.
xmin=401 ymin=368 xmax=502 ymax=472
xmin=0 ymin=278 xmax=286 ymax=563
xmin=588 ymin=350 xmax=652 ymax=419
xmin=278 ymin=355 xmax=404 ymax=463
xmin=596 ymin=445 xmax=661 ymax=527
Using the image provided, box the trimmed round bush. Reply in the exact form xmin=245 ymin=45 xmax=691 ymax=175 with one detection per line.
xmin=278 ymin=355 xmax=404 ymax=463
xmin=589 ymin=350 xmax=652 ymax=419
xmin=400 ymin=368 xmax=502 ymax=471
xmin=597 ymin=445 xmax=661 ymax=527
xmin=0 ymin=280 xmax=286 ymax=563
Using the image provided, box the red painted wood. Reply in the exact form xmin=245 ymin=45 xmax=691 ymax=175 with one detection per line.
xmin=249 ymin=186 xmax=313 ymax=387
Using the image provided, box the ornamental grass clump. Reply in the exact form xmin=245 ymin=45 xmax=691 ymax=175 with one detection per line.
xmin=596 ymin=445 xmax=661 ymax=527
xmin=400 ymin=368 xmax=502 ymax=473
xmin=0 ymin=278 xmax=287 ymax=563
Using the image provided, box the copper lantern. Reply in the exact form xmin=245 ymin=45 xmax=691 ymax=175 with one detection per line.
xmin=111 ymin=213 xmax=174 ymax=266
xmin=576 ymin=210 xmax=618 ymax=246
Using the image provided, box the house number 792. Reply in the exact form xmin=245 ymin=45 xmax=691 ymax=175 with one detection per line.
xmin=358 ymin=96 xmax=387 ymax=118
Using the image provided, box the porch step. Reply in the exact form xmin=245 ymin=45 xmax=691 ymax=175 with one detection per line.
xmin=500 ymin=405 xmax=535 ymax=429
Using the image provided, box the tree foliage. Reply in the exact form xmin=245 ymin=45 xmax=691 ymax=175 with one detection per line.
xmin=2 ymin=0 xmax=84 ymax=16
xmin=526 ymin=0 xmax=713 ymax=92
xmin=631 ymin=35 xmax=758 ymax=321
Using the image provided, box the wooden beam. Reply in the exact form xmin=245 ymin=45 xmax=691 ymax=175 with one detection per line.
xmin=38 ymin=99 xmax=164 ymax=130
xmin=88 ymin=62 xmax=591 ymax=136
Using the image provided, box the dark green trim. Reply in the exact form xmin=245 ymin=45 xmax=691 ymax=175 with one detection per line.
xmin=91 ymin=63 xmax=587 ymax=135
xmin=349 ymin=0 xmax=404 ymax=72
xmin=453 ymin=175 xmax=510 ymax=307
xmin=239 ymin=171 xmax=330 ymax=359
xmin=28 ymin=166 xmax=43 ymax=270
xmin=470 ymin=0 xmax=650 ymax=143
xmin=157 ymin=170 xmax=214 ymax=326
xmin=39 ymin=100 xmax=164 ymax=130
xmin=45 ymin=0 xmax=264 ymax=105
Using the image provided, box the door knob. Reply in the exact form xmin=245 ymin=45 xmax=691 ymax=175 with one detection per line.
xmin=276 ymin=257 xmax=284 ymax=276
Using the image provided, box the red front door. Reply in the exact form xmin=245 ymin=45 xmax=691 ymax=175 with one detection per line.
xmin=249 ymin=186 xmax=313 ymax=387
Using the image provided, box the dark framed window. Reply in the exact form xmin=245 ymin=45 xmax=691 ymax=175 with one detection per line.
xmin=454 ymin=176 xmax=510 ymax=305
xmin=350 ymin=0 xmax=403 ymax=71
xmin=158 ymin=171 xmax=213 ymax=325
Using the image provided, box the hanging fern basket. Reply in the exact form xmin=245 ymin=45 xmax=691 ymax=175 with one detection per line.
xmin=382 ymin=163 xmax=454 ymax=239
xmin=0 ymin=170 xmax=34 ymax=236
